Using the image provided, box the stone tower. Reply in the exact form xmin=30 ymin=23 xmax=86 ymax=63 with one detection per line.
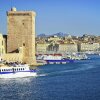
xmin=7 ymin=7 xmax=36 ymax=65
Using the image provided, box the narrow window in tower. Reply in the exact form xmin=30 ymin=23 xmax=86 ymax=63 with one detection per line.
xmin=23 ymin=43 xmax=25 ymax=46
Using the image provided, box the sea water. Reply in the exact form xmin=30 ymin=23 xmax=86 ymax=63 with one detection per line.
xmin=0 ymin=55 xmax=100 ymax=100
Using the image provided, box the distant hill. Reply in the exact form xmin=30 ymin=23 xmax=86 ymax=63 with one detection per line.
xmin=52 ymin=32 xmax=69 ymax=37
xmin=37 ymin=33 xmax=48 ymax=38
xmin=37 ymin=32 xmax=69 ymax=38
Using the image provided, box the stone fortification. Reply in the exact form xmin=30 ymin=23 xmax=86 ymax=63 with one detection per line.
xmin=7 ymin=7 xmax=36 ymax=65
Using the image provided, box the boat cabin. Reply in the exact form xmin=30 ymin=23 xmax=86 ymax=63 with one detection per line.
xmin=0 ymin=67 xmax=26 ymax=73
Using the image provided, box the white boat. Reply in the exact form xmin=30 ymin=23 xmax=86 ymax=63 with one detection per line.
xmin=66 ymin=53 xmax=88 ymax=60
xmin=36 ymin=54 xmax=74 ymax=64
xmin=0 ymin=63 xmax=37 ymax=78
xmin=43 ymin=55 xmax=62 ymax=60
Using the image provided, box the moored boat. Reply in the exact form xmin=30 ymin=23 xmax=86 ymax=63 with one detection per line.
xmin=39 ymin=54 xmax=74 ymax=64
xmin=66 ymin=53 xmax=88 ymax=60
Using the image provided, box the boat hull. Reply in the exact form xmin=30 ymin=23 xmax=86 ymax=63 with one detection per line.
xmin=0 ymin=72 xmax=37 ymax=79
xmin=46 ymin=59 xmax=74 ymax=64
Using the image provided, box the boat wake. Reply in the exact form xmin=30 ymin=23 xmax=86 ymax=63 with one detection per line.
xmin=38 ymin=74 xmax=47 ymax=77
xmin=37 ymin=64 xmax=97 ymax=77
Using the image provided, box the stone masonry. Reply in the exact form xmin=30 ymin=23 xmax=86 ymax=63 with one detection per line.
xmin=7 ymin=7 xmax=36 ymax=65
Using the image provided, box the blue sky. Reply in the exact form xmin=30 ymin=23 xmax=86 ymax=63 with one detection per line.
xmin=0 ymin=0 xmax=100 ymax=36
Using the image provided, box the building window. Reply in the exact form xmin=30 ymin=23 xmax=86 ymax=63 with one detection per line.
xmin=2 ymin=48 xmax=3 ymax=54
xmin=2 ymin=41 xmax=3 ymax=46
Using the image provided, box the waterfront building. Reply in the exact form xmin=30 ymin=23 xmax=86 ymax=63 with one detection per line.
xmin=36 ymin=43 xmax=49 ymax=54
xmin=59 ymin=43 xmax=67 ymax=53
xmin=80 ymin=42 xmax=100 ymax=52
xmin=59 ymin=43 xmax=78 ymax=53
xmin=95 ymin=36 xmax=100 ymax=43
xmin=4 ymin=7 xmax=36 ymax=65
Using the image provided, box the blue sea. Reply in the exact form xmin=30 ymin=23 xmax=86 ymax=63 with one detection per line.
xmin=0 ymin=55 xmax=100 ymax=100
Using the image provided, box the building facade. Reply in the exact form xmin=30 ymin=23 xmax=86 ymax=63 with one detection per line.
xmin=36 ymin=43 xmax=49 ymax=54
xmin=80 ymin=43 xmax=100 ymax=52
xmin=59 ymin=43 xmax=78 ymax=53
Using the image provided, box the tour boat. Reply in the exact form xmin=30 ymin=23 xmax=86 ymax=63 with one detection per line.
xmin=0 ymin=63 xmax=37 ymax=78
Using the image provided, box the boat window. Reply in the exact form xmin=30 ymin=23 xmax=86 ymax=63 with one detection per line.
xmin=9 ymin=69 xmax=11 ymax=71
xmin=2 ymin=69 xmax=3 ymax=71
xmin=0 ymin=69 xmax=1 ymax=72
xmin=6 ymin=69 xmax=9 ymax=71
